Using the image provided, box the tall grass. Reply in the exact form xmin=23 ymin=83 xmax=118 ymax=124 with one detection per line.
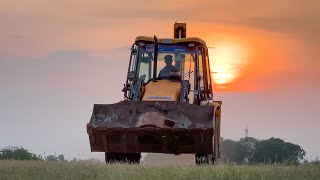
xmin=0 ymin=160 xmax=319 ymax=180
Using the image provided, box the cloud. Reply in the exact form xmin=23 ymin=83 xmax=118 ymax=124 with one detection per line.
xmin=48 ymin=50 xmax=90 ymax=61
xmin=89 ymin=0 xmax=320 ymax=42
xmin=227 ymin=17 xmax=320 ymax=42
xmin=1 ymin=0 xmax=319 ymax=57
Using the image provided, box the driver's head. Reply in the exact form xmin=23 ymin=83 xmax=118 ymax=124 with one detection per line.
xmin=164 ymin=55 xmax=173 ymax=65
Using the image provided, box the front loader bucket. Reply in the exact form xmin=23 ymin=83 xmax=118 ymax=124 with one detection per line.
xmin=87 ymin=101 xmax=215 ymax=155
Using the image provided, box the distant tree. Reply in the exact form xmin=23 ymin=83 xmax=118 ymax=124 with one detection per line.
xmin=57 ymin=154 xmax=65 ymax=161
xmin=45 ymin=154 xmax=66 ymax=161
xmin=0 ymin=146 xmax=42 ymax=160
xmin=252 ymin=137 xmax=305 ymax=164
xmin=45 ymin=155 xmax=58 ymax=161
xmin=220 ymin=139 xmax=242 ymax=164
xmin=220 ymin=137 xmax=305 ymax=165
xmin=239 ymin=137 xmax=259 ymax=163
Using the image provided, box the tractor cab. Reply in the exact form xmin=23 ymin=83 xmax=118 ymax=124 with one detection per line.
xmin=123 ymin=36 xmax=213 ymax=104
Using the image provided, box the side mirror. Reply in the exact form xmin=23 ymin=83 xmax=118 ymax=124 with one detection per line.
xmin=128 ymin=71 xmax=135 ymax=81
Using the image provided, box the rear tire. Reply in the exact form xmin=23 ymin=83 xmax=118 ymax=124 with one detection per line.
xmin=105 ymin=152 xmax=141 ymax=164
xmin=195 ymin=154 xmax=213 ymax=165
xmin=213 ymin=112 xmax=220 ymax=161
xmin=195 ymin=111 xmax=220 ymax=165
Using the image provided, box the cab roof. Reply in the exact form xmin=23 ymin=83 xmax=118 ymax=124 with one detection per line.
xmin=135 ymin=36 xmax=207 ymax=46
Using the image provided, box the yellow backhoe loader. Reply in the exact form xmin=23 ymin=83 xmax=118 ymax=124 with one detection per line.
xmin=87 ymin=23 xmax=222 ymax=164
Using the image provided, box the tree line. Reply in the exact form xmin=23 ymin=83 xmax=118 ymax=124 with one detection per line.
xmin=220 ymin=137 xmax=306 ymax=165
xmin=0 ymin=137 xmax=309 ymax=164
xmin=0 ymin=146 xmax=65 ymax=161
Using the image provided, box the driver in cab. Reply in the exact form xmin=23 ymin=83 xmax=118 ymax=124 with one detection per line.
xmin=158 ymin=55 xmax=178 ymax=78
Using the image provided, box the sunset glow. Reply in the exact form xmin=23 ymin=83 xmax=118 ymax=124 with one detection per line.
xmin=208 ymin=41 xmax=250 ymax=89
xmin=211 ymin=65 xmax=235 ymax=85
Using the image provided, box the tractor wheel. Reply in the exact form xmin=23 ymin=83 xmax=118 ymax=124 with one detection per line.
xmin=195 ymin=111 xmax=220 ymax=165
xmin=195 ymin=154 xmax=213 ymax=165
xmin=213 ymin=111 xmax=220 ymax=161
xmin=105 ymin=152 xmax=141 ymax=164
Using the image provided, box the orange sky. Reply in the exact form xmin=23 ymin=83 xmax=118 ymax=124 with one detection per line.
xmin=1 ymin=0 xmax=319 ymax=92
xmin=0 ymin=0 xmax=319 ymax=160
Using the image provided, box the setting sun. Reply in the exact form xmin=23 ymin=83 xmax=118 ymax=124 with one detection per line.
xmin=208 ymin=41 xmax=250 ymax=90
xmin=211 ymin=65 xmax=235 ymax=85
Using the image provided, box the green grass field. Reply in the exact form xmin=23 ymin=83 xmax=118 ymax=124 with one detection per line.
xmin=0 ymin=160 xmax=319 ymax=180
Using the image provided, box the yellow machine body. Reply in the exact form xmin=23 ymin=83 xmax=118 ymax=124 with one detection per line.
xmin=142 ymin=80 xmax=181 ymax=101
